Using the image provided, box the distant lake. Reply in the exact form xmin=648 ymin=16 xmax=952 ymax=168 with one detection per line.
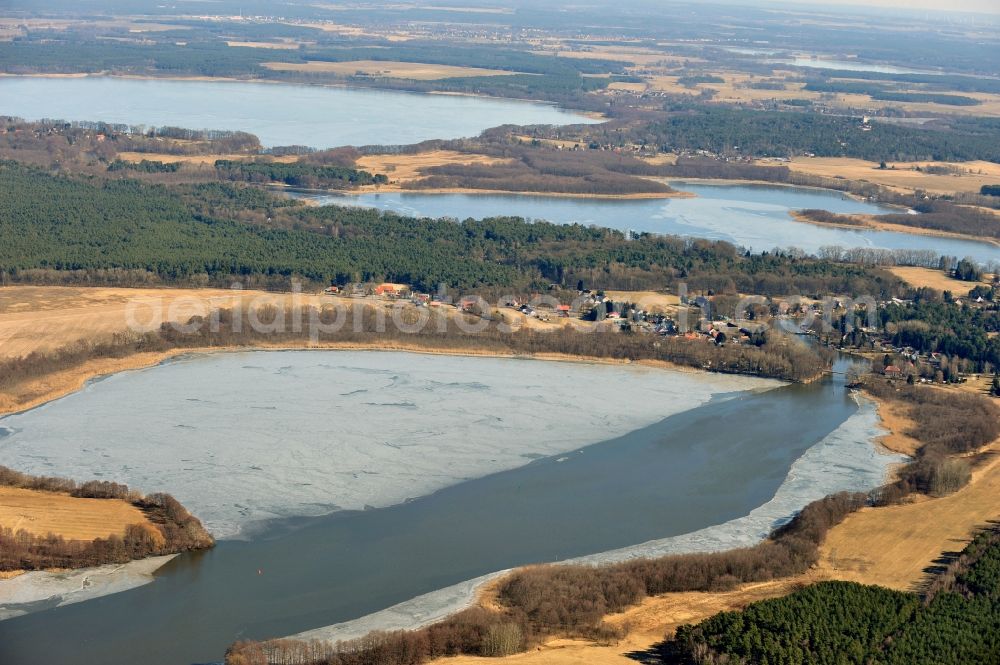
xmin=0 ymin=77 xmax=597 ymax=148
xmin=304 ymin=182 xmax=1000 ymax=263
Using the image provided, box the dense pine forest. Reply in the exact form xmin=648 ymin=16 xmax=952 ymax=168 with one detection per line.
xmin=665 ymin=526 xmax=1000 ymax=664
xmin=213 ymin=160 xmax=386 ymax=189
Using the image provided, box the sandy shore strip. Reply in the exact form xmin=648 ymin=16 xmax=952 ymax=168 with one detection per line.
xmin=0 ymin=555 xmax=177 ymax=621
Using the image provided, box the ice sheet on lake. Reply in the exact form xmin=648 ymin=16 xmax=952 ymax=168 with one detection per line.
xmin=0 ymin=350 xmax=780 ymax=539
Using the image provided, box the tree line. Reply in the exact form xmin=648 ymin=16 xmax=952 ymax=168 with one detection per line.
xmin=800 ymin=203 xmax=1000 ymax=240
xmin=214 ymin=160 xmax=387 ymax=189
xmin=803 ymin=80 xmax=981 ymax=106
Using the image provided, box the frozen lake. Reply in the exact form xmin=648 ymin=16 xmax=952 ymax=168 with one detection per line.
xmin=0 ymin=351 xmax=902 ymax=665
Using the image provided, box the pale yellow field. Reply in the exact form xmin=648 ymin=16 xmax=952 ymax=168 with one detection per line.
xmin=114 ymin=152 xmax=299 ymax=165
xmin=813 ymin=441 xmax=1000 ymax=591
xmin=279 ymin=20 xmax=387 ymax=40
xmin=434 ymin=581 xmax=801 ymax=665
xmin=356 ymin=150 xmax=512 ymax=184
xmin=781 ymin=157 xmax=1000 ymax=195
xmin=226 ymin=40 xmax=300 ymax=50
xmin=644 ymin=72 xmax=820 ymax=104
xmin=830 ymin=91 xmax=1000 ymax=118
xmin=888 ymin=266 xmax=992 ymax=292
xmin=629 ymin=65 xmax=1000 ymax=116
xmin=0 ymin=286 xmax=321 ymax=360
xmin=638 ymin=153 xmax=678 ymax=166
xmin=607 ymin=81 xmax=647 ymax=93
xmin=354 ymin=149 xmax=685 ymax=199
xmin=604 ymin=290 xmax=679 ymax=313
xmin=0 ymin=486 xmax=151 ymax=541
xmin=262 ymin=60 xmax=520 ymax=80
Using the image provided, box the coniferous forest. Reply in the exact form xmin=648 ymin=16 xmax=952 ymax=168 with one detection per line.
xmin=665 ymin=527 xmax=1000 ymax=665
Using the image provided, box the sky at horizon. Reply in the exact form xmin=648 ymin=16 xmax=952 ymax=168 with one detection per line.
xmin=765 ymin=0 xmax=1000 ymax=16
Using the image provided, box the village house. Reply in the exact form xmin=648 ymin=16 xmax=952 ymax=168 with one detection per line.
xmin=374 ymin=283 xmax=409 ymax=298
xmin=883 ymin=365 xmax=904 ymax=379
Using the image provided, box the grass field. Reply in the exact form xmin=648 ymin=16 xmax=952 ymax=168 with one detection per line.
xmin=812 ymin=439 xmax=1000 ymax=591
xmin=604 ymin=290 xmax=679 ymax=313
xmin=0 ymin=286 xmax=293 ymax=360
xmin=779 ymin=157 xmax=1000 ymax=195
xmin=355 ymin=150 xmax=512 ymax=185
xmin=0 ymin=486 xmax=151 ymax=541
xmin=887 ymin=266 xmax=992 ymax=292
